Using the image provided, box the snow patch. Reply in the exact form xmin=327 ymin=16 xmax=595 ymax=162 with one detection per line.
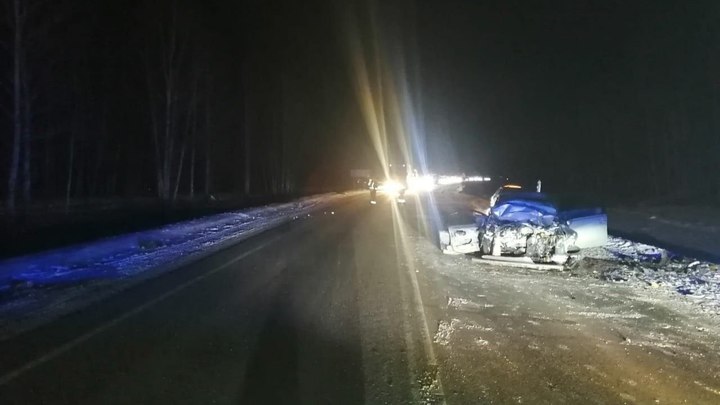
xmin=605 ymin=237 xmax=667 ymax=262
xmin=0 ymin=193 xmax=347 ymax=290
xmin=418 ymin=366 xmax=444 ymax=404
xmin=571 ymin=311 xmax=646 ymax=319
xmin=577 ymin=236 xmax=720 ymax=312
xmin=475 ymin=337 xmax=490 ymax=346
xmin=433 ymin=319 xmax=457 ymax=346
xmin=447 ymin=297 xmax=486 ymax=311
xmin=433 ymin=318 xmax=494 ymax=347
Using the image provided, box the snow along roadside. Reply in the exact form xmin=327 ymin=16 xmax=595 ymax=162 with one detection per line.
xmin=0 ymin=192 xmax=358 ymax=289
xmin=0 ymin=192 xmax=358 ymax=339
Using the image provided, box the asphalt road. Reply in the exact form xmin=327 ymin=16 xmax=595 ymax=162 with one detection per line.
xmin=2 ymin=191 xmax=720 ymax=404
xmin=0 ymin=194 xmax=440 ymax=404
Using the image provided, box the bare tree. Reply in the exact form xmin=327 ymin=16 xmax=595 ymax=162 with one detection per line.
xmin=6 ymin=0 xmax=24 ymax=215
xmin=204 ymin=84 xmax=211 ymax=197
xmin=3 ymin=0 xmax=69 ymax=211
xmin=145 ymin=1 xmax=183 ymax=202
xmin=64 ymin=131 xmax=74 ymax=211
xmin=243 ymin=62 xmax=252 ymax=196
xmin=21 ymin=77 xmax=31 ymax=201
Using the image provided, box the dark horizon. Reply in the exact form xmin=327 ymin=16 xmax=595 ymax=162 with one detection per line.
xmin=2 ymin=0 xmax=720 ymax=208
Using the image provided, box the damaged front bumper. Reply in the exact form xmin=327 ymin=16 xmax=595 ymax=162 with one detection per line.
xmin=480 ymin=219 xmax=578 ymax=264
xmin=439 ymin=195 xmax=607 ymax=267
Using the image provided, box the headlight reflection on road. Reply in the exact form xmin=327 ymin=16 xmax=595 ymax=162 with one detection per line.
xmin=388 ymin=193 xmax=442 ymax=389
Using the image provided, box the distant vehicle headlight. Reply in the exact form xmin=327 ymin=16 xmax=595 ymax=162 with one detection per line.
xmin=408 ymin=175 xmax=436 ymax=192
xmin=379 ymin=180 xmax=403 ymax=193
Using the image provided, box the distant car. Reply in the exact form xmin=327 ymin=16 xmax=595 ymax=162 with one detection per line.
xmin=440 ymin=190 xmax=607 ymax=265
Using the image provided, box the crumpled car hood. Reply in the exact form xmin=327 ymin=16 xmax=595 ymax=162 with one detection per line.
xmin=491 ymin=198 xmax=558 ymax=225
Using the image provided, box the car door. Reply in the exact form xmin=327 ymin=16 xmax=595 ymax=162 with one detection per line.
xmin=562 ymin=208 xmax=608 ymax=249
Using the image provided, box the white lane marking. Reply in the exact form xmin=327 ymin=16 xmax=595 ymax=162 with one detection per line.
xmin=0 ymin=236 xmax=280 ymax=387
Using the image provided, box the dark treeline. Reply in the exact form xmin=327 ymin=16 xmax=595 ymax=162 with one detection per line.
xmin=5 ymin=0 xmax=718 ymax=214
xmin=0 ymin=0 xmax=362 ymax=215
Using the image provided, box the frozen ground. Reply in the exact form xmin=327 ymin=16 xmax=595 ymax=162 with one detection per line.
xmin=0 ymin=192 xmax=356 ymax=338
xmin=410 ymin=186 xmax=720 ymax=403
xmin=413 ymin=236 xmax=720 ymax=403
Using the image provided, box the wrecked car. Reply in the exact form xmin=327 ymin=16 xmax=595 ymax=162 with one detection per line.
xmin=439 ymin=190 xmax=607 ymax=267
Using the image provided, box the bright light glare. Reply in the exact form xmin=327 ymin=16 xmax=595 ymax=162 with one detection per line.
xmin=407 ymin=175 xmax=436 ymax=192
xmin=438 ymin=175 xmax=463 ymax=185
xmin=465 ymin=176 xmax=493 ymax=182
xmin=378 ymin=180 xmax=403 ymax=193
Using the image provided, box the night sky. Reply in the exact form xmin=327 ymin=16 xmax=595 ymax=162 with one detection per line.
xmin=2 ymin=0 xmax=720 ymax=205
xmin=416 ymin=0 xmax=720 ymax=198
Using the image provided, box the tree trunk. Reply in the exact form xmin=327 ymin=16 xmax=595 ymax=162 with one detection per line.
xmin=184 ymin=75 xmax=199 ymax=200
xmin=243 ymin=121 xmax=251 ymax=196
xmin=22 ymin=79 xmax=32 ymax=202
xmin=91 ymin=104 xmax=109 ymax=196
xmin=110 ymin=148 xmax=120 ymax=196
xmin=243 ymin=65 xmax=251 ymax=196
xmin=204 ymin=76 xmax=211 ymax=197
xmin=163 ymin=83 xmax=174 ymax=201
xmin=65 ymin=134 xmax=75 ymax=213
xmin=189 ymin=140 xmax=195 ymax=198
xmin=204 ymin=147 xmax=210 ymax=197
xmin=146 ymin=50 xmax=164 ymax=200
xmin=7 ymin=0 xmax=23 ymax=215
xmin=44 ymin=128 xmax=52 ymax=197
xmin=172 ymin=137 xmax=187 ymax=202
